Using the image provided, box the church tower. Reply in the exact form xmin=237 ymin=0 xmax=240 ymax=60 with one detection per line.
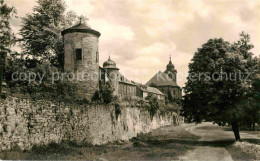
xmin=61 ymin=20 xmax=101 ymax=100
xmin=164 ymin=56 xmax=177 ymax=82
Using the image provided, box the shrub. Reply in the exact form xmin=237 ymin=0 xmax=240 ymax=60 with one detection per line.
xmin=145 ymin=93 xmax=159 ymax=119
xmin=92 ymin=82 xmax=115 ymax=104
xmin=4 ymin=56 xmax=80 ymax=103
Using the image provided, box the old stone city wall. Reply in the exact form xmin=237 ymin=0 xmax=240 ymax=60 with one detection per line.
xmin=0 ymin=97 xmax=182 ymax=151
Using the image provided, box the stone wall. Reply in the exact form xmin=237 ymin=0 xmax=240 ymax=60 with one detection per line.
xmin=0 ymin=97 xmax=181 ymax=151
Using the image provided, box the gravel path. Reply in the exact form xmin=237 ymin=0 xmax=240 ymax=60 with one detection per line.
xmin=179 ymin=122 xmax=234 ymax=161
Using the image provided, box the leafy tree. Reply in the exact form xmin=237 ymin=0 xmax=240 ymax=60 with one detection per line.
xmin=0 ymin=0 xmax=16 ymax=52
xmin=19 ymin=0 xmax=88 ymax=68
xmin=181 ymin=33 xmax=259 ymax=141
xmin=0 ymin=0 xmax=16 ymax=95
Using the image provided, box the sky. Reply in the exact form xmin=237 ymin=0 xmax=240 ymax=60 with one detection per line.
xmin=6 ymin=0 xmax=260 ymax=88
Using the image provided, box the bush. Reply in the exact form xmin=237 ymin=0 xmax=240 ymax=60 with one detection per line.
xmin=4 ymin=56 xmax=80 ymax=103
xmin=145 ymin=93 xmax=159 ymax=119
xmin=92 ymin=82 xmax=115 ymax=104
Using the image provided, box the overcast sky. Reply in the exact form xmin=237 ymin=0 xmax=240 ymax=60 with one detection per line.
xmin=6 ymin=0 xmax=260 ymax=87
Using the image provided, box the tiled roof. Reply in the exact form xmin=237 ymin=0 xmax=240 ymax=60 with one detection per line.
xmin=118 ymin=73 xmax=135 ymax=85
xmin=146 ymin=86 xmax=164 ymax=95
xmin=145 ymin=71 xmax=179 ymax=87
xmin=132 ymin=81 xmax=164 ymax=95
xmin=61 ymin=22 xmax=101 ymax=37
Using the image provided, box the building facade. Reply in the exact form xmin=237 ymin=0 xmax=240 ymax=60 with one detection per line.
xmin=146 ymin=58 xmax=182 ymax=101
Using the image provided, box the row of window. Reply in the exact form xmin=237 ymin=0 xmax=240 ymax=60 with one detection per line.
xmin=119 ymin=84 xmax=136 ymax=96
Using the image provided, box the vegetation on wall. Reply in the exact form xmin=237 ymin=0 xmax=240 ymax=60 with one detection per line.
xmin=92 ymin=82 xmax=115 ymax=104
xmin=4 ymin=57 xmax=79 ymax=103
xmin=145 ymin=93 xmax=159 ymax=119
xmin=114 ymin=103 xmax=121 ymax=120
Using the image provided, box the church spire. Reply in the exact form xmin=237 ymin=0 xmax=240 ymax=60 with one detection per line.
xmin=169 ymin=54 xmax=172 ymax=64
xmin=108 ymin=53 xmax=111 ymax=60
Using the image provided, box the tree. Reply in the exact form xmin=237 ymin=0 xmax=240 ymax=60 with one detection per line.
xmin=0 ymin=0 xmax=16 ymax=51
xmin=181 ymin=33 xmax=259 ymax=141
xmin=19 ymin=0 xmax=88 ymax=69
xmin=0 ymin=0 xmax=16 ymax=95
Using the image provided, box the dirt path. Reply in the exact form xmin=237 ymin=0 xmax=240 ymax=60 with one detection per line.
xmin=179 ymin=146 xmax=233 ymax=161
xmin=179 ymin=122 xmax=234 ymax=161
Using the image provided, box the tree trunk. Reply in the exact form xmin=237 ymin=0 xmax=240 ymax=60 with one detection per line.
xmin=232 ymin=122 xmax=241 ymax=141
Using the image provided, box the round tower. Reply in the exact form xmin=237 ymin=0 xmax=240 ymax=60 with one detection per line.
xmin=61 ymin=21 xmax=101 ymax=100
xmin=164 ymin=57 xmax=177 ymax=82
xmin=103 ymin=56 xmax=119 ymax=96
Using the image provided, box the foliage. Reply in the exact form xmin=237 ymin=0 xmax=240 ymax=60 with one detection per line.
xmin=92 ymin=82 xmax=115 ymax=104
xmin=0 ymin=0 xmax=16 ymax=96
xmin=162 ymin=102 xmax=182 ymax=113
xmin=115 ymin=103 xmax=121 ymax=120
xmin=4 ymin=54 xmax=79 ymax=103
xmin=0 ymin=0 xmax=16 ymax=51
xmin=181 ymin=32 xmax=259 ymax=140
xmin=19 ymin=0 xmax=88 ymax=68
xmin=145 ymin=93 xmax=159 ymax=119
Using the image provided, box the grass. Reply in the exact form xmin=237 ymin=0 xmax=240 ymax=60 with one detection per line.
xmin=0 ymin=125 xmax=200 ymax=160
xmin=226 ymin=144 xmax=257 ymax=161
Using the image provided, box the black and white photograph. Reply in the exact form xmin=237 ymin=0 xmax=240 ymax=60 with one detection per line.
xmin=0 ymin=0 xmax=259 ymax=160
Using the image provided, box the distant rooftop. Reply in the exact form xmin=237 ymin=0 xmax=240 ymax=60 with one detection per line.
xmin=146 ymin=71 xmax=179 ymax=87
xmin=132 ymin=81 xmax=164 ymax=95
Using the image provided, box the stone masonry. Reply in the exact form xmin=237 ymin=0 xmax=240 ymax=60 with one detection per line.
xmin=0 ymin=97 xmax=181 ymax=151
xmin=63 ymin=26 xmax=100 ymax=100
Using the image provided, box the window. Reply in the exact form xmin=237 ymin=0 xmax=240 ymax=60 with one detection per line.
xmin=75 ymin=49 xmax=82 ymax=60
xmin=96 ymin=52 xmax=99 ymax=62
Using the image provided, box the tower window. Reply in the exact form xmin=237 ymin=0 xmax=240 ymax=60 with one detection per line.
xmin=75 ymin=49 xmax=82 ymax=60
xmin=96 ymin=52 xmax=99 ymax=62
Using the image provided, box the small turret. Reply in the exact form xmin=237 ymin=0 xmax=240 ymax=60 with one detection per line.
xmin=103 ymin=56 xmax=119 ymax=95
